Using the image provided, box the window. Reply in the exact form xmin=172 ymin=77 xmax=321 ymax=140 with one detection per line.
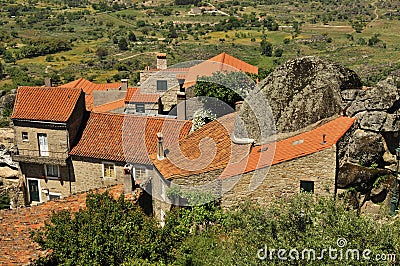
xmin=48 ymin=192 xmax=62 ymax=201
xmin=38 ymin=133 xmax=49 ymax=157
xmin=134 ymin=167 xmax=146 ymax=181
xmin=300 ymin=180 xmax=314 ymax=193
xmin=157 ymin=80 xmax=167 ymax=91
xmin=45 ymin=164 xmax=59 ymax=179
xmin=136 ymin=103 xmax=145 ymax=113
xmin=22 ymin=132 xmax=28 ymax=141
xmin=103 ymin=162 xmax=115 ymax=178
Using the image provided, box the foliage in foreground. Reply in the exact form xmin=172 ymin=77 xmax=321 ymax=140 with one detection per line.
xmin=32 ymin=192 xmax=400 ymax=265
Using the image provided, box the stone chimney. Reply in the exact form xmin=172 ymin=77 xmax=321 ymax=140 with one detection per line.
xmin=177 ymin=92 xmax=186 ymax=120
xmin=235 ymin=101 xmax=243 ymax=112
xmin=44 ymin=77 xmax=52 ymax=87
xmin=157 ymin=53 xmax=167 ymax=70
xmin=121 ymin=79 xmax=128 ymax=90
xmin=157 ymin=132 xmax=165 ymax=160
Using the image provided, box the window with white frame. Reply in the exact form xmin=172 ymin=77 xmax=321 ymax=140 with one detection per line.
xmin=103 ymin=162 xmax=115 ymax=178
xmin=45 ymin=164 xmax=59 ymax=179
xmin=134 ymin=167 xmax=146 ymax=181
xmin=22 ymin=132 xmax=28 ymax=141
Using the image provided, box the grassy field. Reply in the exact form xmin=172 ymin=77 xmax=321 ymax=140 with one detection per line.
xmin=1 ymin=0 xmax=400 ymax=87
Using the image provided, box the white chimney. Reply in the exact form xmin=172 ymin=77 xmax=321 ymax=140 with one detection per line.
xmin=157 ymin=53 xmax=167 ymax=70
xmin=157 ymin=132 xmax=165 ymax=160
xmin=177 ymin=92 xmax=186 ymax=120
xmin=121 ymin=79 xmax=128 ymax=90
xmin=44 ymin=77 xmax=52 ymax=87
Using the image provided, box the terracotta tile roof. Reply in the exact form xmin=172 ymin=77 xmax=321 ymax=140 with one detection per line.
xmin=70 ymin=112 xmax=192 ymax=165
xmin=124 ymin=88 xmax=159 ymax=103
xmin=220 ymin=116 xmax=356 ymax=179
xmin=0 ymin=185 xmax=138 ymax=265
xmin=11 ymin=87 xmax=83 ymax=123
xmin=151 ymin=115 xmax=356 ymax=179
xmin=208 ymin=52 xmax=258 ymax=74
xmin=92 ymin=99 xmax=125 ymax=113
xmin=59 ymin=78 xmax=122 ymax=111
xmin=151 ymin=113 xmax=251 ymax=179
xmin=183 ymin=52 xmax=258 ymax=88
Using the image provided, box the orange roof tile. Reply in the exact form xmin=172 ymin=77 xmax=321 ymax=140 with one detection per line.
xmin=220 ymin=116 xmax=356 ymax=179
xmin=151 ymin=113 xmax=251 ymax=179
xmin=125 ymin=88 xmax=159 ymax=103
xmin=208 ymin=52 xmax=258 ymax=74
xmin=124 ymin=88 xmax=139 ymax=102
xmin=11 ymin=87 xmax=83 ymax=123
xmin=59 ymin=78 xmax=122 ymax=111
xmin=70 ymin=112 xmax=192 ymax=165
xmin=92 ymin=99 xmax=125 ymax=113
xmin=183 ymin=52 xmax=258 ymax=88
xmin=151 ymin=115 xmax=356 ymax=179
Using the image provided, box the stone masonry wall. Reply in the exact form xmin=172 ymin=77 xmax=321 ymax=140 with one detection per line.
xmin=159 ymin=147 xmax=336 ymax=213
xmin=71 ymin=157 xmax=125 ymax=194
xmin=221 ymin=146 xmax=337 ymax=208
xmin=14 ymin=126 xmax=68 ymax=158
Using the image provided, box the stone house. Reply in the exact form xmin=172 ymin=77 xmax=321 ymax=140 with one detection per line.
xmin=11 ymin=87 xmax=86 ymax=204
xmin=149 ymin=113 xmax=356 ymax=218
xmin=59 ymin=77 xmax=126 ymax=111
xmin=69 ymin=112 xmax=192 ymax=214
xmin=124 ymin=88 xmax=160 ymax=115
xmin=139 ymin=52 xmax=259 ymax=114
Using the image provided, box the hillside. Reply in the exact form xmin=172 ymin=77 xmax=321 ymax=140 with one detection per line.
xmin=1 ymin=0 xmax=400 ymax=92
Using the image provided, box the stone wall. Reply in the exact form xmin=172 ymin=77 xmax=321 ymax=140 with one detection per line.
xmin=19 ymin=162 xmax=73 ymax=203
xmin=71 ymin=157 xmax=125 ymax=194
xmin=157 ymin=146 xmax=337 ymax=214
xmin=221 ymin=146 xmax=337 ymax=208
xmin=67 ymin=93 xmax=86 ymax=146
xmin=0 ymin=128 xmax=14 ymax=148
xmin=14 ymin=126 xmax=69 ymax=159
xmin=124 ymin=103 xmax=159 ymax=115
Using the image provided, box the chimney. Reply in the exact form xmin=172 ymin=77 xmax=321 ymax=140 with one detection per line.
xmin=235 ymin=101 xmax=243 ymax=112
xmin=121 ymin=79 xmax=128 ymax=90
xmin=321 ymin=134 xmax=327 ymax=144
xmin=157 ymin=53 xmax=167 ymax=70
xmin=177 ymin=75 xmax=185 ymax=92
xmin=157 ymin=132 xmax=165 ymax=160
xmin=177 ymin=92 xmax=186 ymax=120
xmin=44 ymin=77 xmax=52 ymax=87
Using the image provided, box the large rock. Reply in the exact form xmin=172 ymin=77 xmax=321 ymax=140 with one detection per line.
xmin=238 ymin=56 xmax=362 ymax=141
xmin=0 ymin=166 xmax=19 ymax=179
xmin=337 ymin=162 xmax=391 ymax=192
xmin=346 ymin=129 xmax=385 ymax=167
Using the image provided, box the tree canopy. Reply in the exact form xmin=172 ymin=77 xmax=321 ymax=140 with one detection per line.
xmin=193 ymin=71 xmax=255 ymax=108
xmin=32 ymin=191 xmax=400 ymax=265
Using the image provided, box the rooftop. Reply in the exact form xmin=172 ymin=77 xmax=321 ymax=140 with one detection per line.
xmin=70 ymin=112 xmax=192 ymax=165
xmin=11 ymin=87 xmax=83 ymax=123
xmin=151 ymin=115 xmax=356 ymax=179
xmin=183 ymin=52 xmax=258 ymax=88
xmin=59 ymin=78 xmax=122 ymax=111
xmin=92 ymin=99 xmax=125 ymax=113
xmin=0 ymin=185 xmax=136 ymax=265
xmin=125 ymin=88 xmax=159 ymax=103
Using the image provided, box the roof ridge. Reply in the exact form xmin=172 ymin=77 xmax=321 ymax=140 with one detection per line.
xmin=90 ymin=111 xmax=190 ymax=122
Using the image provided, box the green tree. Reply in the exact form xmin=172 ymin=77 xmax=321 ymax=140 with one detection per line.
xmin=128 ymin=31 xmax=137 ymax=42
xmin=118 ymin=37 xmax=129 ymax=51
xmin=260 ymin=37 xmax=273 ymax=56
xmin=194 ymin=71 xmax=255 ymax=108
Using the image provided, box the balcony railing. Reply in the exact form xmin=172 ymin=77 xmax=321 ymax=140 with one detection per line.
xmin=12 ymin=148 xmax=69 ymax=165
